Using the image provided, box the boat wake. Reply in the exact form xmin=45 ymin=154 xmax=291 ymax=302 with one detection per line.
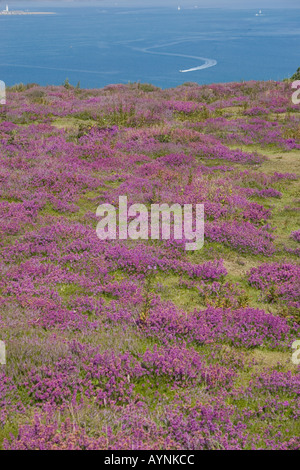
xmin=179 ymin=58 xmax=217 ymax=73
xmin=129 ymin=39 xmax=217 ymax=73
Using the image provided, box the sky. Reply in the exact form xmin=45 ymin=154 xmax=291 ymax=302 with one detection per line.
xmin=4 ymin=0 xmax=300 ymax=7
xmin=102 ymin=0 xmax=300 ymax=6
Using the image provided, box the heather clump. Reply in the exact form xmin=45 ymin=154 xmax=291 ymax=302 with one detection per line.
xmin=248 ymin=263 xmax=300 ymax=323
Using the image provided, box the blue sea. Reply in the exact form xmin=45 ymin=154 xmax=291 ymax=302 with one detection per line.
xmin=1 ymin=3 xmax=300 ymax=88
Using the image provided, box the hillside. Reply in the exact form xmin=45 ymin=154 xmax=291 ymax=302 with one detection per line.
xmin=0 ymin=80 xmax=299 ymax=450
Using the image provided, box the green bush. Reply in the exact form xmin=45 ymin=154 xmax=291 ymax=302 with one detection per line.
xmin=291 ymin=67 xmax=300 ymax=81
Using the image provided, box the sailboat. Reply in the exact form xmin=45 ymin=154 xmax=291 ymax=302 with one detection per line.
xmin=178 ymin=6 xmax=181 ymax=11
xmin=256 ymin=10 xmax=263 ymax=16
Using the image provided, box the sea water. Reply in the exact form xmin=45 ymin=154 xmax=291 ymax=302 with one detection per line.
xmin=0 ymin=4 xmax=299 ymax=88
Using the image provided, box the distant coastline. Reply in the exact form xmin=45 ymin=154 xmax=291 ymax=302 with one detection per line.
xmin=0 ymin=6 xmax=55 ymax=16
xmin=0 ymin=11 xmax=55 ymax=15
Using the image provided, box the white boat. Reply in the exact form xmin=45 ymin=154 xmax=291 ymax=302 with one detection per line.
xmin=178 ymin=6 xmax=181 ymax=11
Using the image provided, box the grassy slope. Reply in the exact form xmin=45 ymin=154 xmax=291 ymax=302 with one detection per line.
xmin=50 ymin=108 xmax=299 ymax=370
xmin=1 ymin=82 xmax=299 ymax=448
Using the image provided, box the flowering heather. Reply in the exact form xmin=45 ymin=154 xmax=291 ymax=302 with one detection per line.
xmin=291 ymin=231 xmax=300 ymax=243
xmin=0 ymin=80 xmax=299 ymax=450
xmin=248 ymin=263 xmax=300 ymax=310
